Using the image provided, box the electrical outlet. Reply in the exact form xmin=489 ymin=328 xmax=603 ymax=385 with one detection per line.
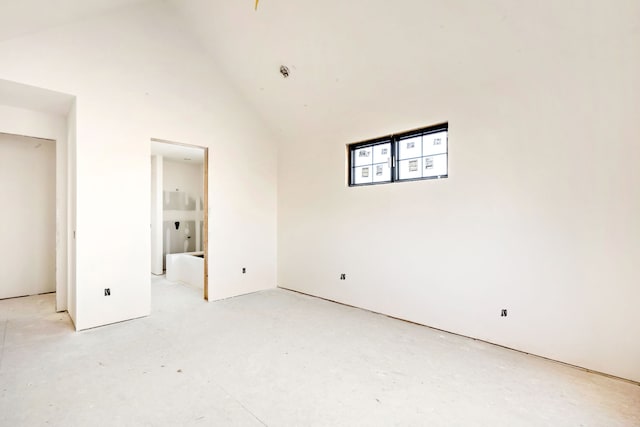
xmin=104 ymin=288 xmax=111 ymax=296
xmin=501 ymin=309 xmax=507 ymax=317
xmin=242 ymin=267 xmax=246 ymax=274
xmin=340 ymin=273 xmax=346 ymax=280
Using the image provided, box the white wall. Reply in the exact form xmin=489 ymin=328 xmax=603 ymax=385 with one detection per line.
xmin=272 ymin=2 xmax=640 ymax=382
xmin=0 ymin=133 xmax=55 ymax=299
xmin=0 ymin=103 xmax=70 ymax=314
xmin=162 ymin=159 xmax=203 ymax=197
xmin=0 ymin=1 xmax=278 ymax=329
xmin=150 ymin=154 xmax=163 ymax=275
xmin=162 ymin=158 xmax=204 ymax=257
xmin=66 ymin=101 xmax=77 ymax=322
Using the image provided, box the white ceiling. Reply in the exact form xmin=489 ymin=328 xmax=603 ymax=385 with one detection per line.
xmin=0 ymin=0 xmax=148 ymax=42
xmin=0 ymin=0 xmax=625 ymax=144
xmin=150 ymin=140 xmax=205 ymax=164
xmin=164 ymin=0 xmax=577 ymax=142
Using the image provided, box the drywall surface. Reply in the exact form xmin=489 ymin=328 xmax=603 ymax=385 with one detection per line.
xmin=66 ymin=102 xmax=77 ymax=324
xmin=163 ymin=159 xmax=204 ymax=258
xmin=163 ymin=159 xmax=203 ymax=197
xmin=0 ymin=1 xmax=277 ymax=329
xmin=0 ymin=133 xmax=55 ymax=299
xmin=0 ymin=103 xmax=69 ymax=313
xmin=272 ymin=3 xmax=640 ymax=381
xmin=150 ymin=155 xmax=163 ymax=275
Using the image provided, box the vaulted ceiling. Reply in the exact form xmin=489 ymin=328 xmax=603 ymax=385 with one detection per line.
xmin=1 ymin=0 xmax=637 ymax=142
xmin=164 ymin=0 xmax=616 ymax=143
xmin=0 ymin=0 xmax=148 ymax=42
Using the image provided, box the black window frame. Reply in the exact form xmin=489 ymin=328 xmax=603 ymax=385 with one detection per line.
xmin=348 ymin=122 xmax=448 ymax=187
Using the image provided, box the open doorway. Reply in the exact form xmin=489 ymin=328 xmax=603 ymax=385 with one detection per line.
xmin=0 ymin=79 xmax=75 ymax=325
xmin=150 ymin=139 xmax=209 ymax=300
xmin=0 ymin=133 xmax=56 ymax=300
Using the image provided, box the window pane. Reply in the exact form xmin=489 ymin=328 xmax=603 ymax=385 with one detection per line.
xmin=423 ymin=131 xmax=447 ymax=156
xmin=398 ymin=136 xmax=422 ymax=160
xmin=372 ymin=142 xmax=391 ymax=164
xmin=372 ymin=162 xmax=391 ymax=183
xmin=353 ymin=165 xmax=373 ymax=184
xmin=423 ymin=154 xmax=447 ymax=177
xmin=353 ymin=146 xmax=373 ymax=167
xmin=398 ymin=157 xmax=422 ymax=180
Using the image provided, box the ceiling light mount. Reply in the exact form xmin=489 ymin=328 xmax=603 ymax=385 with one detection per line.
xmin=280 ymin=65 xmax=290 ymax=78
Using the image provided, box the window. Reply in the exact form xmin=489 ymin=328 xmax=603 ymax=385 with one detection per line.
xmin=348 ymin=123 xmax=448 ymax=186
xmin=350 ymin=137 xmax=392 ymax=185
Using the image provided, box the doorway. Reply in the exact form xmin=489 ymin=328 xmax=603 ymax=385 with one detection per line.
xmin=0 ymin=133 xmax=56 ymax=299
xmin=150 ymin=139 xmax=209 ymax=300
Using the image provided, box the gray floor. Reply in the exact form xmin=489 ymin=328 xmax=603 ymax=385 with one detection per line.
xmin=0 ymin=277 xmax=638 ymax=426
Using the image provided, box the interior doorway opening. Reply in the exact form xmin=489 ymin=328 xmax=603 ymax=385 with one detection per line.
xmin=0 ymin=133 xmax=56 ymax=300
xmin=150 ymin=139 xmax=209 ymax=300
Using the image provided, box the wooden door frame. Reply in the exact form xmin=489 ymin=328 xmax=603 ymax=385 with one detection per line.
xmin=151 ymin=138 xmax=209 ymax=301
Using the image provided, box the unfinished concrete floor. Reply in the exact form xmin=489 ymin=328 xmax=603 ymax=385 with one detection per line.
xmin=0 ymin=277 xmax=639 ymax=426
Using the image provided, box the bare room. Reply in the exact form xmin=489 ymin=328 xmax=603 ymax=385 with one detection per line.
xmin=0 ymin=0 xmax=638 ymax=425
